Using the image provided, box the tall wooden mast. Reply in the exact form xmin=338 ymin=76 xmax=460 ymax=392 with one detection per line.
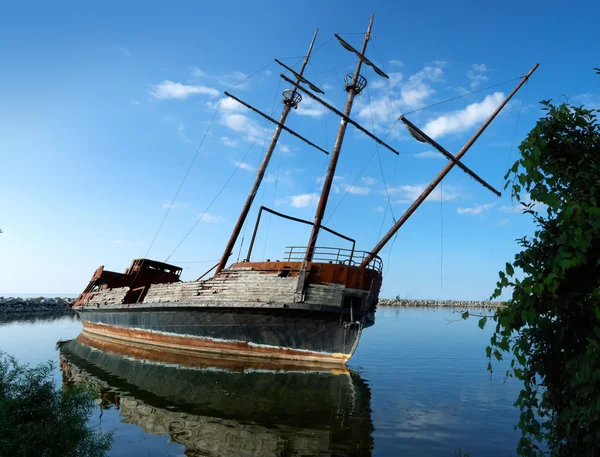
xmin=214 ymin=29 xmax=319 ymax=275
xmin=305 ymin=15 xmax=375 ymax=262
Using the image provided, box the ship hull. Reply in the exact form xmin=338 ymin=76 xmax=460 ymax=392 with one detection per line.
xmin=77 ymin=306 xmax=363 ymax=366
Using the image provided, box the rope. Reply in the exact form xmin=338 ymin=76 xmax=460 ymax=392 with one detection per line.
xmin=366 ymin=84 xmax=396 ymax=222
xmin=401 ymin=76 xmax=522 ymax=117
xmin=164 ymin=120 xmax=270 ymax=262
xmin=502 ymin=80 xmax=528 ymax=187
xmin=440 ymin=180 xmax=443 ymax=289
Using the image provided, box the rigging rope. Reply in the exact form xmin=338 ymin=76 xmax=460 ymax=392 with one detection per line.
xmin=502 ymin=80 xmax=528 ymax=188
xmin=401 ymin=76 xmax=522 ymax=117
xmin=440 ymin=180 xmax=443 ymax=289
xmin=366 ymin=84 xmax=396 ymax=222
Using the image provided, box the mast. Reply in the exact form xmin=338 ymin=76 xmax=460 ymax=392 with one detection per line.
xmin=360 ymin=63 xmax=539 ymax=268
xmin=305 ymin=14 xmax=375 ymax=262
xmin=214 ymin=29 xmax=319 ymax=276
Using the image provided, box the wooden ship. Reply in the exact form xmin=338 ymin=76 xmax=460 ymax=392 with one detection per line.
xmin=71 ymin=14 xmax=538 ymax=366
xmin=59 ymin=335 xmax=373 ymax=457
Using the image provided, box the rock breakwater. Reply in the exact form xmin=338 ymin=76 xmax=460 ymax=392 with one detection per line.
xmin=378 ymin=298 xmax=504 ymax=308
xmin=0 ymin=297 xmax=74 ymax=314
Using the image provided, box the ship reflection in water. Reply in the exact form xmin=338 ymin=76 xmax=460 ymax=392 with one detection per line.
xmin=59 ymin=334 xmax=373 ymax=457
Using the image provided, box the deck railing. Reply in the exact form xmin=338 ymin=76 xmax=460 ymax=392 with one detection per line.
xmin=283 ymin=246 xmax=383 ymax=273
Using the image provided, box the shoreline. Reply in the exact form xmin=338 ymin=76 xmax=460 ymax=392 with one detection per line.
xmin=0 ymin=297 xmax=74 ymax=315
xmin=1 ymin=296 xmax=505 ymax=314
xmin=378 ymin=299 xmax=504 ymax=308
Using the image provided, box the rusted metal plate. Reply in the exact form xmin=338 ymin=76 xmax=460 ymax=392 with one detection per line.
xmin=228 ymin=261 xmax=381 ymax=292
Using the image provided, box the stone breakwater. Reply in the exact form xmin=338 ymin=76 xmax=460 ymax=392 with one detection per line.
xmin=378 ymin=299 xmax=504 ymax=308
xmin=0 ymin=297 xmax=74 ymax=314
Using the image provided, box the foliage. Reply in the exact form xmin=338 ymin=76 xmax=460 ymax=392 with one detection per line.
xmin=453 ymin=448 xmax=471 ymax=457
xmin=0 ymin=353 xmax=112 ymax=457
xmin=478 ymin=93 xmax=600 ymax=456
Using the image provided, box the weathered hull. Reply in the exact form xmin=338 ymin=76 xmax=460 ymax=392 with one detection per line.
xmin=77 ymin=306 xmax=363 ymax=366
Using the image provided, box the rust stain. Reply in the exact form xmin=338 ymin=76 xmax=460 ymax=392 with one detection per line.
xmin=75 ymin=332 xmax=349 ymax=373
xmin=228 ymin=261 xmax=381 ymax=291
xmin=82 ymin=321 xmax=349 ymax=366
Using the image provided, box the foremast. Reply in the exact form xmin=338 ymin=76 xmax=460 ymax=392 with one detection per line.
xmin=215 ymin=29 xmax=321 ymax=275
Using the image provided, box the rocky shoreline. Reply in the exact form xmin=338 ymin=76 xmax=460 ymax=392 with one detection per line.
xmin=0 ymin=297 xmax=74 ymax=314
xmin=0 ymin=296 xmax=503 ymax=314
xmin=378 ymin=298 xmax=504 ymax=308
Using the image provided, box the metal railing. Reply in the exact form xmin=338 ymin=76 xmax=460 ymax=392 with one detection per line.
xmin=284 ymin=246 xmax=383 ymax=273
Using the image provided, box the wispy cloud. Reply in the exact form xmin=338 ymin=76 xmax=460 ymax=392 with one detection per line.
xmin=277 ymin=193 xmax=320 ymax=208
xmin=221 ymin=136 xmax=240 ymax=148
xmin=191 ymin=67 xmax=206 ymax=78
xmin=498 ymin=193 xmax=547 ymax=213
xmin=389 ymin=59 xmax=404 ymax=67
xmin=113 ymin=45 xmax=132 ymax=57
xmin=457 ymin=203 xmax=495 ymax=215
xmin=361 ymin=176 xmax=378 ymax=186
xmin=472 ymin=63 xmax=487 ymax=72
xmin=234 ymin=161 xmax=256 ymax=172
xmin=496 ymin=218 xmax=510 ymax=226
xmin=295 ymin=97 xmax=324 ymax=118
xmin=389 ymin=183 xmax=461 ymax=203
xmin=422 ymin=92 xmax=504 ymax=139
xmin=373 ymin=206 xmax=385 ymax=212
xmin=218 ymin=71 xmax=250 ymax=90
xmin=414 ymin=150 xmax=444 ymax=160
xmin=356 ymin=63 xmax=445 ymax=127
xmin=199 ymin=213 xmax=224 ymax=223
xmin=176 ymin=122 xmax=192 ymax=143
xmin=162 ymin=202 xmax=190 ymax=209
xmin=151 ymin=81 xmax=219 ymax=100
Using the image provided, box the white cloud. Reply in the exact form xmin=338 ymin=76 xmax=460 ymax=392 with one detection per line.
xmin=422 ymin=92 xmax=504 ymax=139
xmin=162 ymin=202 xmax=190 ymax=209
xmin=177 ymin=122 xmax=192 ymax=143
xmin=498 ymin=193 xmax=547 ymax=213
xmin=218 ymin=71 xmax=250 ymax=90
xmin=219 ymin=112 xmax=262 ymax=142
xmin=199 ymin=213 xmax=225 ymax=223
xmin=414 ymin=150 xmax=444 ymax=160
xmin=151 ymin=80 xmax=219 ymax=100
xmin=295 ymin=97 xmax=324 ymax=118
xmin=221 ymin=136 xmax=240 ymax=148
xmin=496 ymin=218 xmax=510 ymax=226
xmin=342 ymin=184 xmax=370 ymax=195
xmin=472 ymin=63 xmax=487 ymax=72
xmin=389 ymin=184 xmax=461 ymax=203
xmin=356 ymin=64 xmax=445 ymax=126
xmin=361 ymin=176 xmax=378 ymax=186
xmin=389 ymin=59 xmax=404 ymax=67
xmin=130 ymin=99 xmax=140 ymax=105
xmin=234 ymin=161 xmax=256 ymax=172
xmin=457 ymin=203 xmax=495 ymax=215
xmin=372 ymin=72 xmax=403 ymax=90
xmin=191 ymin=67 xmax=206 ymax=78
xmin=279 ymin=144 xmax=291 ymax=154
xmin=264 ymin=69 xmax=273 ymax=76
xmin=573 ymin=93 xmax=600 ymax=110
xmin=467 ymin=71 xmax=489 ymax=89
xmin=278 ymin=193 xmax=320 ymax=208
xmin=373 ymin=206 xmax=385 ymax=212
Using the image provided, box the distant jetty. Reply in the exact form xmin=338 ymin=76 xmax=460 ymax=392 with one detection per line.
xmin=378 ymin=298 xmax=504 ymax=308
xmin=0 ymin=297 xmax=74 ymax=314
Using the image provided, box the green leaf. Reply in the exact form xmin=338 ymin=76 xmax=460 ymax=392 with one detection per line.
xmin=478 ymin=316 xmax=488 ymax=329
xmin=461 ymin=311 xmax=469 ymax=320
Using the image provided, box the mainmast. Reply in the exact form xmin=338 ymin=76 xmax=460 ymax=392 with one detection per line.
xmin=214 ymin=29 xmax=320 ymax=276
xmin=304 ymin=14 xmax=376 ymax=262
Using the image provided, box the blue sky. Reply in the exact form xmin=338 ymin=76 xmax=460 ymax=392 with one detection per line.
xmin=1 ymin=0 xmax=598 ymax=299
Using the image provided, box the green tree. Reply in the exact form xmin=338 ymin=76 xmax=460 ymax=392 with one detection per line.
xmin=479 ymin=91 xmax=600 ymax=456
xmin=0 ymin=354 xmax=112 ymax=457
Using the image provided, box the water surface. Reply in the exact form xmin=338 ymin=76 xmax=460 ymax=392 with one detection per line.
xmin=0 ymin=307 xmax=520 ymax=456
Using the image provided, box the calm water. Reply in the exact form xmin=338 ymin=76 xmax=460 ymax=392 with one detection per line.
xmin=0 ymin=308 xmax=520 ymax=456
